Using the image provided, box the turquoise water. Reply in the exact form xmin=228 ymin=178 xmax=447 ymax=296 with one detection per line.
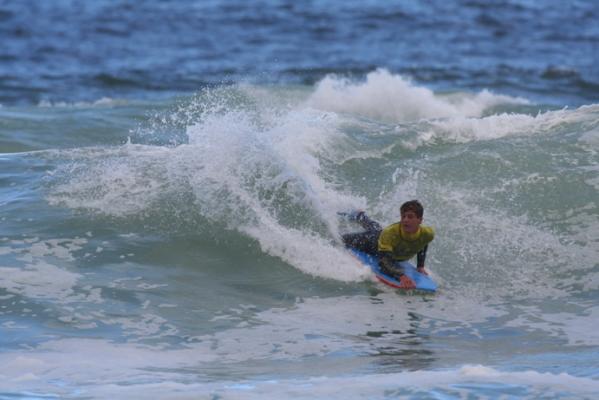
xmin=1 ymin=1 xmax=599 ymax=398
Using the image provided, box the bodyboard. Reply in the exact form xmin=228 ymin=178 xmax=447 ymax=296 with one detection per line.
xmin=350 ymin=249 xmax=437 ymax=292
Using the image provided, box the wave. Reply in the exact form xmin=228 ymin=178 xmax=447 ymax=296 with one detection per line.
xmin=42 ymin=82 xmax=599 ymax=288
xmin=410 ymin=103 xmax=599 ymax=146
xmin=307 ymin=68 xmax=529 ymax=123
xmin=37 ymin=97 xmax=127 ymax=108
xmin=44 ymin=99 xmax=369 ymax=281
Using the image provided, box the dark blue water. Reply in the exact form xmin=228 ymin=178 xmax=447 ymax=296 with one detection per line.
xmin=1 ymin=0 xmax=598 ymax=106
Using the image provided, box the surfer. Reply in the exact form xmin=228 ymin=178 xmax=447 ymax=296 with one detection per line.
xmin=342 ymin=200 xmax=434 ymax=289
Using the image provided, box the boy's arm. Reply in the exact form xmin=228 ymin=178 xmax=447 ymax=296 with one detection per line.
xmin=416 ymin=245 xmax=428 ymax=275
xmin=416 ymin=227 xmax=435 ymax=274
xmin=379 ymin=252 xmax=416 ymax=289
xmin=379 ymin=252 xmax=397 ymax=274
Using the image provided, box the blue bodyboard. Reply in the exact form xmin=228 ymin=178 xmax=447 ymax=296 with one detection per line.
xmin=350 ymin=249 xmax=437 ymax=292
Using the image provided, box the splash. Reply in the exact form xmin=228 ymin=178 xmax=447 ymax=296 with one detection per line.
xmin=182 ymin=91 xmax=368 ymax=281
xmin=46 ymin=86 xmax=369 ymax=281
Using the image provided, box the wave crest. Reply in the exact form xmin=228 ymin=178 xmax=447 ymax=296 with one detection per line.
xmin=308 ymin=68 xmax=528 ymax=123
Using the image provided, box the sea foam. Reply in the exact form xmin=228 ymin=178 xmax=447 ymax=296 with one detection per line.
xmin=307 ymin=68 xmax=528 ymax=123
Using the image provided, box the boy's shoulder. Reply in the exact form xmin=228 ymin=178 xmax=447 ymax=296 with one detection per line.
xmin=421 ymin=225 xmax=435 ymax=240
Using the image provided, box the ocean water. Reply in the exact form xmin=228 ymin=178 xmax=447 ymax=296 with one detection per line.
xmin=1 ymin=0 xmax=598 ymax=398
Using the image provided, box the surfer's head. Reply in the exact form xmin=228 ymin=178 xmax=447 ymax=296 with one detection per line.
xmin=400 ymin=200 xmax=424 ymax=234
xmin=400 ymin=200 xmax=424 ymax=219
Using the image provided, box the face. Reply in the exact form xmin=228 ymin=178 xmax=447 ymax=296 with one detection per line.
xmin=400 ymin=210 xmax=422 ymax=234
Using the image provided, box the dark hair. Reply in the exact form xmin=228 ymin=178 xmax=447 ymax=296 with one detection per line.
xmin=400 ymin=200 xmax=424 ymax=218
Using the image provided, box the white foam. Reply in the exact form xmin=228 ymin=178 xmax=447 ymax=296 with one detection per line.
xmin=47 ymin=144 xmax=173 ymax=216
xmin=0 ymin=235 xmax=186 ymax=336
xmin=70 ymin=366 xmax=599 ymax=399
xmin=307 ymin=68 xmax=528 ymax=123
xmin=580 ymin=127 xmax=599 ymax=149
xmin=415 ymin=105 xmax=599 ymax=145
xmin=0 ymin=284 xmax=596 ymax=395
xmin=1 ymin=332 xmax=597 ymax=399
xmin=242 ymin=221 xmax=368 ymax=281
xmin=0 ymin=237 xmax=89 ymax=302
xmin=0 ymin=260 xmax=79 ymax=301
xmin=37 ymin=97 xmax=125 ymax=108
xmin=307 ymin=72 xmax=599 ymax=149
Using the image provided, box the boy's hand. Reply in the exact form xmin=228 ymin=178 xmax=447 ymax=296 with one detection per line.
xmin=417 ymin=267 xmax=428 ymax=275
xmin=398 ymin=275 xmax=416 ymax=289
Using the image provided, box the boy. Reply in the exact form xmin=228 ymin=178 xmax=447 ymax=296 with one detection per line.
xmin=342 ymin=200 xmax=434 ymax=289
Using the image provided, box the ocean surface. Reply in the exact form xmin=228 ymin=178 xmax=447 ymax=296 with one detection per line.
xmin=1 ymin=0 xmax=598 ymax=398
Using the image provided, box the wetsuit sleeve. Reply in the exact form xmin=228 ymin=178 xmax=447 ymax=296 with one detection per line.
xmin=416 ymin=245 xmax=428 ymax=269
xmin=359 ymin=214 xmax=382 ymax=232
xmin=379 ymin=252 xmax=402 ymax=277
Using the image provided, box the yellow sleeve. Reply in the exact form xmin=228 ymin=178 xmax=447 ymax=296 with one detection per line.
xmin=421 ymin=226 xmax=435 ymax=243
